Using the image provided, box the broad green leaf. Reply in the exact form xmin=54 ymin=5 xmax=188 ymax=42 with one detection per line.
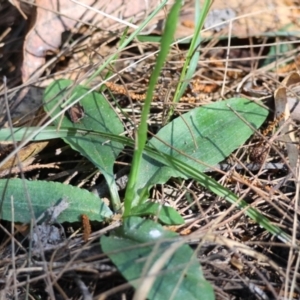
xmin=43 ymin=79 xmax=124 ymax=210
xmin=133 ymin=98 xmax=268 ymax=205
xmin=0 ymin=178 xmax=112 ymax=223
xmin=0 ymin=125 xmax=291 ymax=243
xmin=101 ymin=216 xmax=214 ymax=300
xmin=130 ymin=202 xmax=184 ymax=225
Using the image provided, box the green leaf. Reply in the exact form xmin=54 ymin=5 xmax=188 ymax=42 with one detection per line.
xmin=130 ymin=202 xmax=184 ymax=225
xmin=0 ymin=178 xmax=112 ymax=223
xmin=0 ymin=125 xmax=291 ymax=243
xmin=133 ymin=98 xmax=268 ymax=205
xmin=43 ymin=79 xmax=124 ymax=211
xmin=101 ymin=216 xmax=214 ymax=300
xmin=136 ymin=35 xmax=162 ymax=43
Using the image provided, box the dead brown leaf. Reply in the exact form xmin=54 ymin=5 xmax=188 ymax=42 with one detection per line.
xmin=274 ymin=72 xmax=300 ymax=170
xmin=20 ymin=0 xmax=166 ymax=82
xmin=0 ymin=140 xmax=49 ymax=172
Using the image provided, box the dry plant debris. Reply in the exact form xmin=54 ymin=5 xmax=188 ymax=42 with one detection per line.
xmin=0 ymin=0 xmax=300 ymax=299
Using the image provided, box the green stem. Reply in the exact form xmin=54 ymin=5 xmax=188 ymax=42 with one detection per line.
xmin=123 ymin=0 xmax=182 ymax=216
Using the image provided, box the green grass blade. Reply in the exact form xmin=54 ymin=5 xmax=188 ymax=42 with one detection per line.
xmin=171 ymin=0 xmax=211 ymax=113
xmin=124 ymin=0 xmax=182 ymax=216
xmin=169 ymin=156 xmax=291 ymax=244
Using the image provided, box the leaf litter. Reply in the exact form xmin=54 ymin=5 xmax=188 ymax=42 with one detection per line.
xmin=0 ymin=0 xmax=300 ymax=299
